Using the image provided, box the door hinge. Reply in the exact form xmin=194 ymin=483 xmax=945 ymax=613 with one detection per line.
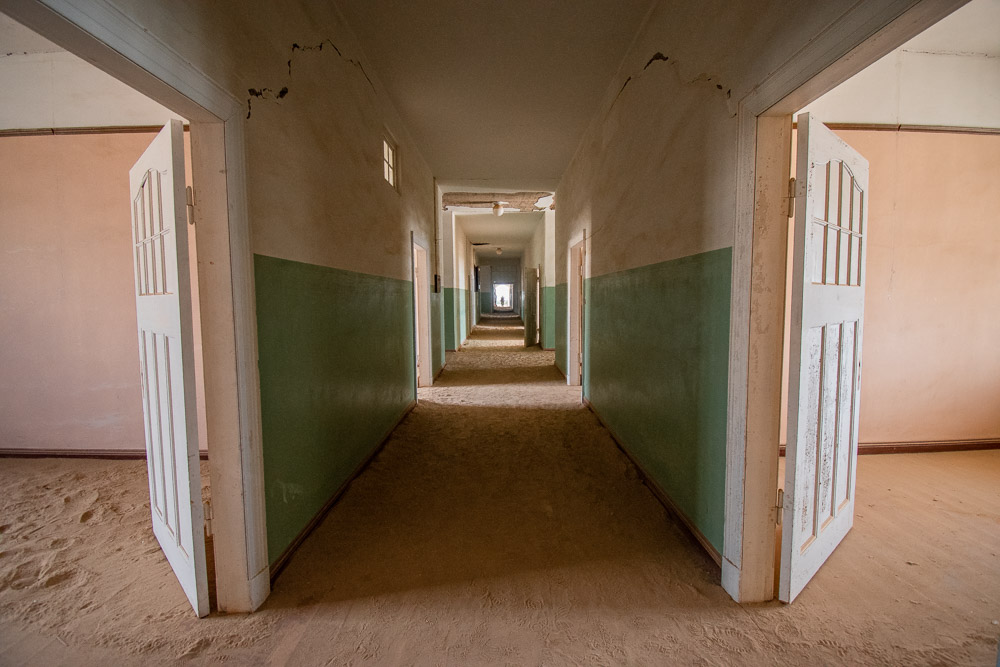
xmin=203 ymin=499 xmax=213 ymax=537
xmin=776 ymin=488 xmax=785 ymax=526
xmin=786 ymin=177 xmax=796 ymax=218
xmin=186 ymin=186 xmax=196 ymax=225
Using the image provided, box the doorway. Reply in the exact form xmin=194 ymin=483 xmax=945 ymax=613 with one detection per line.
xmin=567 ymin=238 xmax=586 ymax=387
xmin=412 ymin=242 xmax=432 ymax=388
xmin=535 ymin=265 xmax=541 ymax=344
xmin=493 ymin=283 xmax=514 ymax=311
xmin=0 ymin=0 xmax=269 ymax=613
xmin=724 ymin=0 xmax=982 ymax=604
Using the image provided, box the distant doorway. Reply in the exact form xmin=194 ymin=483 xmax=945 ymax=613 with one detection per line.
xmin=493 ymin=283 xmax=514 ymax=311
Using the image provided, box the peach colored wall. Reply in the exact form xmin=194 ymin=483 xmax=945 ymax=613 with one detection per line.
xmin=0 ymin=131 xmax=196 ymax=452
xmin=781 ymin=129 xmax=1000 ymax=445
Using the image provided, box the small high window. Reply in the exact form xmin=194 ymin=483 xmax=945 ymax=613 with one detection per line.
xmin=382 ymin=137 xmax=397 ymax=189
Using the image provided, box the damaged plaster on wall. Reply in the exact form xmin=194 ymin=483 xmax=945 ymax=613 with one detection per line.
xmin=608 ymin=51 xmax=735 ymax=121
xmin=442 ymin=191 xmax=554 ymax=212
xmin=246 ymin=39 xmax=376 ymax=119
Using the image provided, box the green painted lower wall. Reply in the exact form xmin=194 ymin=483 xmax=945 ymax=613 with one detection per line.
xmin=444 ymin=287 xmax=470 ymax=350
xmin=254 ymin=254 xmax=415 ymax=564
xmin=444 ymin=287 xmax=456 ymax=350
xmin=555 ymin=283 xmax=568 ymax=376
xmin=541 ymin=286 xmax=556 ymax=349
xmin=586 ymin=247 xmax=732 ymax=553
xmin=431 ymin=291 xmax=444 ymax=377
xmin=456 ymin=287 xmax=468 ymax=344
xmin=479 ymin=291 xmax=491 ymax=316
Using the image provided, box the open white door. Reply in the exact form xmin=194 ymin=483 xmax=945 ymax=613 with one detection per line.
xmin=780 ymin=113 xmax=868 ymax=603
xmin=523 ymin=267 xmax=538 ymax=347
xmin=130 ymin=120 xmax=210 ymax=617
xmin=413 ymin=242 xmax=432 ymax=387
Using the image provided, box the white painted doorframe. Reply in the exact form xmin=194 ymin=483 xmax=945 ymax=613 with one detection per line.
xmin=535 ymin=264 xmax=542 ymax=344
xmin=567 ymin=236 xmax=587 ymax=387
xmin=722 ymin=0 xmax=967 ymax=603
xmin=412 ymin=240 xmax=432 ymax=388
xmin=523 ymin=267 xmax=539 ymax=347
xmin=0 ymin=0 xmax=271 ymax=612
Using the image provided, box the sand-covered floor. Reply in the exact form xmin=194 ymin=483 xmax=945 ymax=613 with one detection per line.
xmin=1 ymin=315 xmax=998 ymax=665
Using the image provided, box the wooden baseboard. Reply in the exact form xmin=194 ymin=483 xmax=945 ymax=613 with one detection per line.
xmin=582 ymin=399 xmax=723 ymax=568
xmin=268 ymin=400 xmax=417 ymax=582
xmin=0 ymin=448 xmax=209 ymax=460
xmin=778 ymin=438 xmax=1000 ymax=457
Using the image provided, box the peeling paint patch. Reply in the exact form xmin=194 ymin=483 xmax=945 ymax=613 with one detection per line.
xmin=288 ymin=39 xmax=375 ymax=91
xmin=246 ymin=87 xmax=290 ymax=119
xmin=610 ymin=76 xmax=633 ymax=110
xmin=644 ymin=52 xmax=669 ymax=70
xmin=247 ymin=37 xmax=377 ymax=119
xmin=608 ymin=51 xmax=735 ymax=118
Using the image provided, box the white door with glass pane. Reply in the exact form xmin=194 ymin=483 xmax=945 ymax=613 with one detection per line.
xmin=130 ymin=120 xmax=210 ymax=617
xmin=780 ymin=113 xmax=869 ymax=603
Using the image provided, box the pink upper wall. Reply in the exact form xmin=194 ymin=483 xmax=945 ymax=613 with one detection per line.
xmin=0 ymin=131 xmax=177 ymax=452
xmin=845 ymin=129 xmax=1000 ymax=443
xmin=781 ymin=129 xmax=1000 ymax=445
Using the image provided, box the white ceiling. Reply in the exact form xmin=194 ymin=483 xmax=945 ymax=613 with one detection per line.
xmin=904 ymin=0 xmax=1000 ymax=56
xmin=334 ymin=0 xmax=655 ymax=192
xmin=798 ymin=0 xmax=1000 ymax=127
xmin=0 ymin=13 xmax=59 ymax=54
xmin=0 ymin=14 xmax=184 ymax=129
xmin=458 ymin=212 xmax=542 ymax=257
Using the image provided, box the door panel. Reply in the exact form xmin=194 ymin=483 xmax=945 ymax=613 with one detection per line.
xmin=130 ymin=120 xmax=209 ymax=617
xmin=780 ymin=113 xmax=868 ymax=603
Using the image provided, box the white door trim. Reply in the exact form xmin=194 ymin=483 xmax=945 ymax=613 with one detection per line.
xmin=567 ymin=236 xmax=587 ymax=387
xmin=722 ymin=0 xmax=967 ymax=603
xmin=1 ymin=0 xmax=270 ymax=611
xmin=412 ymin=238 xmax=433 ymax=388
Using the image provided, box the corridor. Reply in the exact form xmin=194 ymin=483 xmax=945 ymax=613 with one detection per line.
xmin=262 ymin=314 xmax=727 ymax=662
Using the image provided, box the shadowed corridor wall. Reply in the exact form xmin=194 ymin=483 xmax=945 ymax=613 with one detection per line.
xmin=583 ymin=248 xmax=732 ymax=552
xmin=255 ymin=255 xmax=416 ymax=562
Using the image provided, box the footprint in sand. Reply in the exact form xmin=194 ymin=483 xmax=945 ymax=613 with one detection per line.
xmin=79 ymin=510 xmax=94 ymax=523
xmin=43 ymin=571 xmax=75 ymax=588
xmin=3 ymin=560 xmax=41 ymax=590
xmin=178 ymin=637 xmax=211 ymax=659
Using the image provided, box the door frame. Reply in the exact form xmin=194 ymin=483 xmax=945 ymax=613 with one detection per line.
xmin=567 ymin=236 xmax=587 ymax=387
xmin=411 ymin=239 xmax=432 ymax=388
xmin=1 ymin=0 xmax=270 ymax=611
xmin=722 ymin=0 xmax=967 ymax=603
xmin=535 ymin=264 xmax=542 ymax=345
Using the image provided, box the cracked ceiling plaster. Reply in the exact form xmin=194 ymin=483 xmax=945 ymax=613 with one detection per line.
xmin=442 ymin=191 xmax=553 ymax=213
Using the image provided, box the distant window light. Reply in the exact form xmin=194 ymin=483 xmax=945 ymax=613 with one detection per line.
xmin=494 ymin=283 xmax=513 ymax=310
xmin=383 ymin=137 xmax=397 ymax=189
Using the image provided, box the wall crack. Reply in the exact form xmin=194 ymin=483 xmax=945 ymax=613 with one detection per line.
xmin=246 ymin=38 xmax=376 ymax=119
xmin=607 ymin=51 xmax=734 ymax=119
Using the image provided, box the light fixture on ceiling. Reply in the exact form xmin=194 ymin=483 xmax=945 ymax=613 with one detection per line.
xmin=496 ymin=247 xmax=503 ymax=255
xmin=492 ymin=202 xmax=505 ymax=217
